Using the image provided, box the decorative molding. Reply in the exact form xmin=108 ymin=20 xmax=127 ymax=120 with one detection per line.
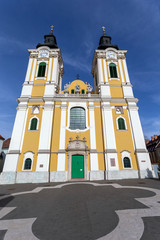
xmin=105 ymin=149 xmax=117 ymax=153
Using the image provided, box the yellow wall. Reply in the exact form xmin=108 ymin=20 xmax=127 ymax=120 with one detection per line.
xmin=110 ymin=86 xmax=124 ymax=98
xmin=17 ymin=106 xmax=43 ymax=171
xmin=31 ymin=85 xmax=45 ymax=98
xmin=112 ymin=108 xmax=138 ymax=170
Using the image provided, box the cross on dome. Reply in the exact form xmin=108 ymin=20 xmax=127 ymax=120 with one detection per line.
xmin=50 ymin=25 xmax=54 ymax=33
xmin=102 ymin=26 xmax=106 ymax=35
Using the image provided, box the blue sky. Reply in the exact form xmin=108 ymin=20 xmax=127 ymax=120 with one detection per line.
xmin=0 ymin=0 xmax=160 ymax=139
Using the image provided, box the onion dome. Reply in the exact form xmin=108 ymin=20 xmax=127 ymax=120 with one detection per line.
xmin=98 ymin=26 xmax=119 ymax=50
xmin=36 ymin=25 xmax=58 ymax=49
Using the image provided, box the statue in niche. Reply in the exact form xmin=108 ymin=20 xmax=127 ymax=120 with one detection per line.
xmin=75 ymin=83 xmax=80 ymax=93
xmin=87 ymin=83 xmax=93 ymax=93
xmin=64 ymin=83 xmax=69 ymax=93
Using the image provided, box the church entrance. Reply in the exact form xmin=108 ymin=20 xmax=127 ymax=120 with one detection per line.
xmin=71 ymin=155 xmax=84 ymax=179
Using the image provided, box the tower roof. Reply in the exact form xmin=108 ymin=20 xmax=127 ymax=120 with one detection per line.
xmin=98 ymin=27 xmax=119 ymax=50
xmin=36 ymin=26 xmax=58 ymax=49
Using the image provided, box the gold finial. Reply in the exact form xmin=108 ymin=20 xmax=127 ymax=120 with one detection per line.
xmin=102 ymin=26 xmax=106 ymax=35
xmin=50 ymin=25 xmax=54 ymax=33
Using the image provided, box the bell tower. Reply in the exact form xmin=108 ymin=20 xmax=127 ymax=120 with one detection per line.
xmin=2 ymin=27 xmax=64 ymax=184
xmin=92 ymin=27 xmax=153 ymax=179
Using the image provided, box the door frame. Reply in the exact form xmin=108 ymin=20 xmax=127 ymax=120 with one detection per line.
xmin=67 ymin=139 xmax=89 ymax=181
xmin=68 ymin=150 xmax=88 ymax=180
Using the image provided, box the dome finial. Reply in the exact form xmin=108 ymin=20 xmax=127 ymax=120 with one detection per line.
xmin=102 ymin=26 xmax=106 ymax=36
xmin=50 ymin=25 xmax=54 ymax=33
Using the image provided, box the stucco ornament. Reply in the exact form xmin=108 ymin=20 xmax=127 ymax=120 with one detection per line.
xmin=87 ymin=83 xmax=93 ymax=93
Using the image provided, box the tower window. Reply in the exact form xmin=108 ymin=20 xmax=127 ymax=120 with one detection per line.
xmin=71 ymin=89 xmax=75 ymax=94
xmin=24 ymin=158 xmax=32 ymax=170
xmin=123 ymin=157 xmax=131 ymax=168
xmin=81 ymin=89 xmax=85 ymax=94
xmin=37 ymin=62 xmax=46 ymax=77
xmin=118 ymin=117 xmax=126 ymax=130
xmin=30 ymin=118 xmax=38 ymax=130
xmin=109 ymin=63 xmax=118 ymax=78
xmin=70 ymin=107 xmax=86 ymax=130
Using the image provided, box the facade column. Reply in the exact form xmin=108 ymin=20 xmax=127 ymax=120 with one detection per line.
xmin=119 ymin=56 xmax=134 ymax=98
xmin=1 ymin=102 xmax=28 ymax=183
xmin=30 ymin=58 xmax=37 ymax=82
xmin=128 ymin=102 xmax=155 ymax=178
xmin=88 ymin=103 xmax=103 ymax=180
xmin=36 ymin=101 xmax=54 ymax=182
xmin=97 ymin=54 xmax=111 ymax=98
xmin=21 ymin=57 xmax=35 ymax=97
xmin=122 ymin=58 xmax=130 ymax=84
xmin=103 ymin=58 xmax=108 ymax=83
xmin=44 ymin=54 xmax=59 ymax=97
xmin=46 ymin=57 xmax=52 ymax=82
xmin=56 ymin=102 xmax=67 ymax=181
xmin=24 ymin=57 xmax=33 ymax=83
xmin=101 ymin=102 xmax=120 ymax=180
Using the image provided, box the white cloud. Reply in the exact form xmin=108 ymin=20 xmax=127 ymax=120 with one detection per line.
xmin=63 ymin=53 xmax=91 ymax=73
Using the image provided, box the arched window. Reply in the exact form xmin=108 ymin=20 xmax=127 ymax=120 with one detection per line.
xmin=70 ymin=107 xmax=86 ymax=130
xmin=24 ymin=158 xmax=32 ymax=170
xmin=123 ymin=157 xmax=131 ymax=168
xmin=71 ymin=89 xmax=75 ymax=94
xmin=37 ymin=62 xmax=46 ymax=77
xmin=81 ymin=89 xmax=85 ymax=94
xmin=109 ymin=63 xmax=118 ymax=78
xmin=30 ymin=118 xmax=38 ymax=130
xmin=118 ymin=118 xmax=126 ymax=130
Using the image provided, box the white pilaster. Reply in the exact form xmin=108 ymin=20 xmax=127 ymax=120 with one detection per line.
xmin=88 ymin=103 xmax=98 ymax=171
xmin=3 ymin=102 xmax=28 ymax=173
xmin=97 ymin=58 xmax=103 ymax=84
xmin=103 ymin=59 xmax=108 ymax=83
xmin=36 ymin=102 xmax=54 ymax=172
xmin=51 ymin=56 xmax=58 ymax=83
xmin=101 ymin=102 xmax=119 ymax=177
xmin=30 ymin=58 xmax=37 ymax=82
xmin=118 ymin=59 xmax=125 ymax=83
xmin=57 ymin=102 xmax=67 ymax=171
xmin=47 ymin=57 xmax=52 ymax=82
xmin=128 ymin=103 xmax=154 ymax=177
xmin=24 ymin=57 xmax=33 ymax=83
xmin=122 ymin=58 xmax=130 ymax=84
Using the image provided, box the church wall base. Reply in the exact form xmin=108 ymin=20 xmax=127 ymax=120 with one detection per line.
xmin=16 ymin=172 xmax=49 ymax=183
xmin=50 ymin=171 xmax=68 ymax=182
xmin=106 ymin=170 xmax=139 ymax=180
xmin=138 ymin=170 xmax=155 ymax=179
xmin=90 ymin=171 xmax=104 ymax=180
xmin=0 ymin=172 xmax=17 ymax=184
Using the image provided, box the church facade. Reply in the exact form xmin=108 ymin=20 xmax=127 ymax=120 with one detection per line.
xmin=1 ymin=28 xmax=154 ymax=184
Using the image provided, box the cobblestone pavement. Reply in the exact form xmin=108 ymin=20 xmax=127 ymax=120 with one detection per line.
xmin=0 ymin=179 xmax=160 ymax=240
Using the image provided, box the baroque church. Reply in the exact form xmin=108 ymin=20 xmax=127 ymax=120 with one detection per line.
xmin=1 ymin=27 xmax=154 ymax=184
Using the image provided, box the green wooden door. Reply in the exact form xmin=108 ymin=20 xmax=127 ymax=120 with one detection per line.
xmin=71 ymin=155 xmax=84 ymax=178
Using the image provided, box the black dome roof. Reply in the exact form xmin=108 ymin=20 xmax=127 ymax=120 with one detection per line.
xmin=98 ymin=34 xmax=119 ymax=50
xmin=36 ymin=30 xmax=58 ymax=49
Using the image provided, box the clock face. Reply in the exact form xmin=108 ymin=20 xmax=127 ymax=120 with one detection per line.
xmin=106 ymin=51 xmax=116 ymax=59
xmin=39 ymin=50 xmax=49 ymax=58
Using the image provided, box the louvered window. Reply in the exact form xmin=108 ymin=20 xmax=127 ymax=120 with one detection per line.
xmin=30 ymin=118 xmax=38 ymax=130
xmin=118 ymin=118 xmax=126 ymax=130
xmin=109 ymin=63 xmax=118 ymax=78
xmin=37 ymin=62 xmax=46 ymax=77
